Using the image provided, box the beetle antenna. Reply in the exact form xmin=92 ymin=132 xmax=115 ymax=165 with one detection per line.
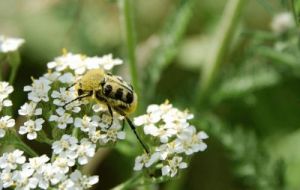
xmin=63 ymin=94 xmax=90 ymax=109
xmin=125 ymin=116 xmax=149 ymax=154
xmin=66 ymin=83 xmax=76 ymax=90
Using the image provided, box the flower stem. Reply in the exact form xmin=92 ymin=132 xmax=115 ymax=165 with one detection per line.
xmin=8 ymin=51 xmax=21 ymax=85
xmin=0 ymin=54 xmax=6 ymax=81
xmin=195 ymin=0 xmax=245 ymax=106
xmin=290 ymin=0 xmax=298 ymax=26
xmin=118 ymin=0 xmax=140 ymax=96
xmin=111 ymin=172 xmax=143 ymax=190
xmin=11 ymin=131 xmax=39 ymax=157
xmin=37 ymin=130 xmax=53 ymax=145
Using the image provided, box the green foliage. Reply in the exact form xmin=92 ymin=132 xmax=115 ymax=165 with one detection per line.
xmin=201 ymin=114 xmax=286 ymax=190
xmin=143 ymin=0 xmax=195 ymax=104
xmin=2 ymin=0 xmax=300 ymax=189
xmin=212 ymin=61 xmax=281 ymax=104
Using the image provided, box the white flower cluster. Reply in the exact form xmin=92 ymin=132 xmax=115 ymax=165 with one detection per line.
xmin=18 ymin=51 xmax=124 ymax=141
xmin=0 ymin=82 xmax=15 ymax=138
xmin=133 ymin=101 xmax=208 ymax=177
xmin=12 ymin=51 xmax=125 ymax=189
xmin=47 ymin=51 xmax=123 ymax=75
xmin=0 ymin=35 xmax=25 ymax=53
xmin=0 ymin=149 xmax=98 ymax=190
xmin=271 ymin=12 xmax=295 ymax=35
xmin=52 ymin=135 xmax=96 ymax=166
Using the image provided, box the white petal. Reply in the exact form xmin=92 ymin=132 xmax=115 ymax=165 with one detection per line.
xmin=161 ymin=166 xmax=170 ymax=176
xmin=18 ymin=126 xmax=27 ymax=134
xmin=88 ymin=176 xmax=99 ymax=185
xmin=117 ymin=131 xmax=126 ymax=139
xmin=27 ymin=132 xmax=37 ymax=140
xmin=144 ymin=124 xmax=158 ymax=135
xmin=0 ymin=129 xmax=5 ymax=137
xmin=198 ymin=131 xmax=209 ymax=139
xmin=179 ymin=162 xmax=188 ymax=169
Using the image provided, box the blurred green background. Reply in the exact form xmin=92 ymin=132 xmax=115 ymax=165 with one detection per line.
xmin=1 ymin=0 xmax=300 ymax=189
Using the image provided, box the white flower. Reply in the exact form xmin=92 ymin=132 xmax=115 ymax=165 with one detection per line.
xmin=74 ymin=115 xmax=98 ymax=133
xmin=53 ymin=155 xmax=75 ymax=174
xmin=47 ymin=52 xmax=122 ymax=75
xmin=24 ymin=77 xmax=51 ymax=102
xmin=1 ymin=169 xmax=14 ymax=188
xmin=76 ymin=138 xmax=96 ymax=165
xmin=271 ymin=12 xmax=295 ymax=34
xmin=49 ymin=108 xmax=73 ymax=129
xmin=175 ymin=128 xmax=208 ymax=155
xmin=27 ymin=155 xmax=50 ymax=171
xmin=99 ymin=121 xmax=125 ymax=144
xmin=161 ymin=156 xmax=187 ymax=177
xmin=135 ymin=101 xmax=193 ymax=143
xmin=43 ymin=71 xmax=61 ymax=82
xmin=32 ymin=163 xmax=64 ymax=189
xmin=134 ymin=152 xmax=160 ymax=171
xmin=19 ymin=118 xmax=44 ymax=140
xmin=0 ymin=82 xmax=13 ymax=111
xmin=52 ymin=135 xmax=78 ymax=158
xmin=0 ymin=150 xmax=26 ymax=170
xmin=134 ymin=114 xmax=160 ymax=129
xmin=57 ymin=179 xmax=75 ymax=190
xmin=51 ymin=87 xmax=81 ymax=112
xmin=0 ymin=116 xmax=15 ymax=138
xmin=0 ymin=35 xmax=25 ymax=53
xmin=155 ymin=141 xmax=179 ymax=160
xmin=70 ymin=170 xmax=99 ymax=189
xmin=98 ymin=54 xmax=123 ymax=70
xmin=144 ymin=124 xmax=177 ymax=143
xmin=92 ymin=104 xmax=107 ymax=113
xmin=133 ymin=101 xmax=208 ymax=174
xmin=58 ymin=72 xmax=76 ymax=84
xmin=18 ymin=102 xmax=42 ymax=117
xmin=0 ymin=82 xmax=13 ymax=100
xmin=162 ymin=108 xmax=193 ymax=124
xmin=67 ymin=54 xmax=87 ymax=75
xmin=0 ymin=99 xmax=12 ymax=112
xmin=48 ymin=52 xmax=83 ymax=72
xmin=85 ymin=56 xmax=104 ymax=69
xmin=13 ymin=169 xmax=38 ymax=190
xmin=88 ymin=129 xmax=101 ymax=143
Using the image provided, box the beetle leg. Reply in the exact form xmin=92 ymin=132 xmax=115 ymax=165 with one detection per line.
xmin=125 ymin=117 xmax=149 ymax=154
xmin=106 ymin=103 xmax=114 ymax=129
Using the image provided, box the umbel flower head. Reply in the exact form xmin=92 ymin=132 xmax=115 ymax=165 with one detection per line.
xmin=133 ymin=100 xmax=208 ymax=177
xmin=3 ymin=51 xmax=125 ymax=189
xmin=0 ymin=50 xmax=208 ymax=189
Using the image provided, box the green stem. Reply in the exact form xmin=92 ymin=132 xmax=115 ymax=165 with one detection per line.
xmin=37 ymin=130 xmax=53 ymax=145
xmin=72 ymin=127 xmax=79 ymax=138
xmin=8 ymin=51 xmax=21 ymax=85
xmin=290 ymin=0 xmax=298 ymax=26
xmin=255 ymin=46 xmax=298 ymax=67
xmin=139 ymin=176 xmax=168 ymax=186
xmin=0 ymin=54 xmax=6 ymax=81
xmin=12 ymin=131 xmax=39 ymax=157
xmin=195 ymin=0 xmax=245 ymax=106
xmin=111 ymin=172 xmax=143 ymax=190
xmin=119 ymin=0 xmax=140 ymax=97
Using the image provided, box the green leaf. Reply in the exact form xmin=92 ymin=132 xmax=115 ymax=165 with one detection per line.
xmin=143 ymin=0 xmax=195 ymax=103
xmin=212 ymin=62 xmax=281 ymax=104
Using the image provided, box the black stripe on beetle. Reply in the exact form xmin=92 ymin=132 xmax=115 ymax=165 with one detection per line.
xmin=115 ymin=88 xmax=124 ymax=100
xmin=125 ymin=92 xmax=133 ymax=104
xmin=104 ymin=85 xmax=112 ymax=96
